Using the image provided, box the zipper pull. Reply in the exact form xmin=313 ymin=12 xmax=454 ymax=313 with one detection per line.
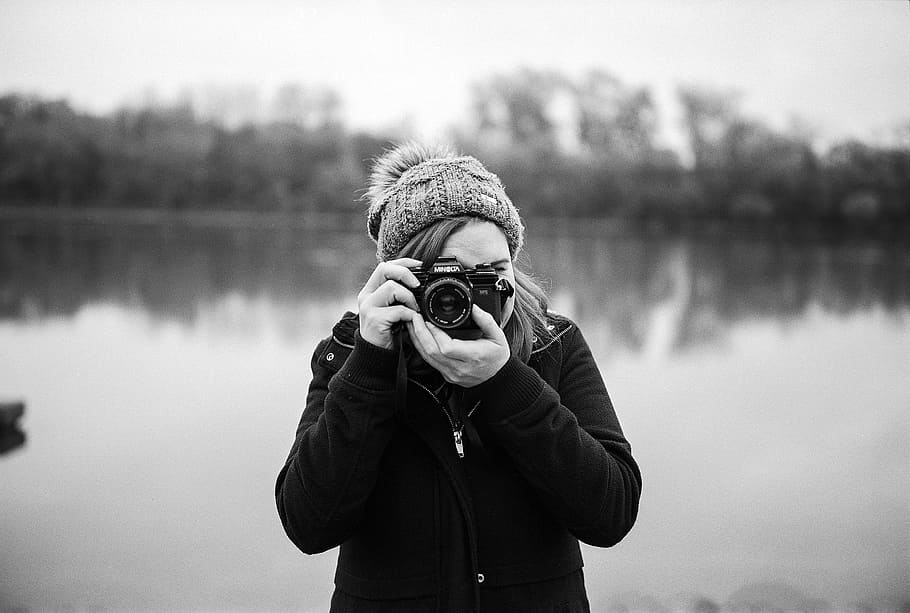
xmin=453 ymin=427 xmax=465 ymax=458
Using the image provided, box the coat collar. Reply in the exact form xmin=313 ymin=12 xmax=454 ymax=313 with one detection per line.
xmin=531 ymin=311 xmax=575 ymax=355
xmin=331 ymin=311 xmax=360 ymax=346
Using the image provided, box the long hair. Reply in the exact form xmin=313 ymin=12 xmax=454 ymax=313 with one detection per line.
xmin=396 ymin=216 xmax=552 ymax=363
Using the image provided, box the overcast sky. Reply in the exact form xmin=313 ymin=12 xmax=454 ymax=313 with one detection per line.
xmin=1 ymin=0 xmax=907 ymax=151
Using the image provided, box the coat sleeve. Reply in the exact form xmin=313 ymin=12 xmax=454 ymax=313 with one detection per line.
xmin=275 ymin=333 xmax=400 ymax=554
xmin=472 ymin=323 xmax=642 ymax=547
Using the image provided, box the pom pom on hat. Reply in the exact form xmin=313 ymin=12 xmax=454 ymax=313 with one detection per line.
xmin=365 ymin=142 xmax=525 ymax=261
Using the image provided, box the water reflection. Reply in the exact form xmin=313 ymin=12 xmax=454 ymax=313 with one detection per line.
xmin=2 ymin=221 xmax=907 ymax=353
xmin=524 ymin=228 xmax=909 ymax=358
xmin=1 ymin=221 xmax=908 ymax=612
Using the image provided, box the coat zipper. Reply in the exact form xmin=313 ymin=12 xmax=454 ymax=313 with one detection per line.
xmin=452 ymin=428 xmax=464 ymax=458
xmin=410 ymin=378 xmax=465 ymax=459
xmin=408 ymin=379 xmax=484 ymax=609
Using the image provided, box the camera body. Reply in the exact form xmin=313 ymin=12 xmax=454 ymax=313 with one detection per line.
xmin=410 ymin=257 xmax=514 ymax=338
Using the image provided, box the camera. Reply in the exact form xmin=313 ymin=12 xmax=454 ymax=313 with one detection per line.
xmin=410 ymin=257 xmax=514 ymax=338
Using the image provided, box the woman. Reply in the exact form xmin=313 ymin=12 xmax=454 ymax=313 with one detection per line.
xmin=276 ymin=143 xmax=641 ymax=612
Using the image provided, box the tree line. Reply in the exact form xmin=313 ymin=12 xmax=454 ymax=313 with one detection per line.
xmin=1 ymin=69 xmax=907 ymax=225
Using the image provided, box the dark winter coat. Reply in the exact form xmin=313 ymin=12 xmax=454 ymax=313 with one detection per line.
xmin=276 ymin=311 xmax=641 ymax=612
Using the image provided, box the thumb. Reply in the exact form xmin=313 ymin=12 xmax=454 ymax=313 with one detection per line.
xmin=472 ymin=305 xmax=505 ymax=341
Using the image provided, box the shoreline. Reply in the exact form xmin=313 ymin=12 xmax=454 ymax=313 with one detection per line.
xmin=1 ymin=205 xmax=908 ymax=244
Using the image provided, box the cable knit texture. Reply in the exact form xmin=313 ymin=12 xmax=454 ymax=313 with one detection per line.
xmin=366 ymin=144 xmax=525 ymax=261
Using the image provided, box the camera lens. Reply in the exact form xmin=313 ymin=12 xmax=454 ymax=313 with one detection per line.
xmin=424 ymin=278 xmax=472 ymax=328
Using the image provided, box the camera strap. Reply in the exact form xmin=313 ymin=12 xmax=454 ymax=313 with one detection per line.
xmin=394 ymin=328 xmax=412 ymax=417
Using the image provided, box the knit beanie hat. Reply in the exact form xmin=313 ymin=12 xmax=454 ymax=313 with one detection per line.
xmin=365 ymin=143 xmax=525 ymax=261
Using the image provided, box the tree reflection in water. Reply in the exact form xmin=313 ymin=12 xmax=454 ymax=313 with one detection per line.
xmin=1 ymin=219 xmax=908 ymax=611
xmin=1 ymin=220 xmax=906 ymax=355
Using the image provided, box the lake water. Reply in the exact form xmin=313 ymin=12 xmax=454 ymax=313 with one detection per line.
xmin=1 ymin=220 xmax=908 ymax=612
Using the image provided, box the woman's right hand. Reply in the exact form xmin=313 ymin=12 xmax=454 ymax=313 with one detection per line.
xmin=357 ymin=258 xmax=423 ymax=350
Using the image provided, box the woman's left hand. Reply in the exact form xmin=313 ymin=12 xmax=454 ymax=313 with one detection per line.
xmin=406 ymin=305 xmax=510 ymax=388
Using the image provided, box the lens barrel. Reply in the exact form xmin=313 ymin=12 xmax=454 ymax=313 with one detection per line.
xmin=423 ymin=277 xmax=472 ymax=328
